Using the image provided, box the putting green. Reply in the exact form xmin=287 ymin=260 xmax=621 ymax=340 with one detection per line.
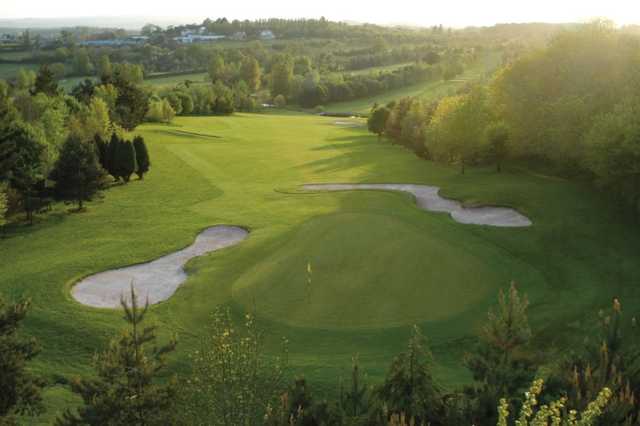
xmin=233 ymin=212 xmax=536 ymax=329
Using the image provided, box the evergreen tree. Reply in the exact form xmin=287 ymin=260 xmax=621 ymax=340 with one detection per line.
xmin=31 ymin=64 xmax=59 ymax=97
xmin=57 ymin=287 xmax=178 ymax=426
xmin=375 ymin=326 xmax=443 ymax=424
xmin=93 ymin=134 xmax=109 ymax=172
xmin=464 ymin=283 xmax=536 ymax=425
xmin=0 ymin=297 xmax=44 ymax=424
xmin=50 ymin=136 xmax=106 ymax=210
xmin=340 ymin=355 xmax=369 ymax=418
xmin=114 ymin=139 xmax=137 ymax=183
xmin=133 ymin=136 xmax=150 ymax=180
xmin=106 ymin=133 xmax=120 ymax=180
xmin=113 ymin=79 xmax=149 ymax=131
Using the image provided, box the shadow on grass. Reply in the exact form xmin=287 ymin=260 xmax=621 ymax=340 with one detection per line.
xmin=149 ymin=129 xmax=223 ymax=140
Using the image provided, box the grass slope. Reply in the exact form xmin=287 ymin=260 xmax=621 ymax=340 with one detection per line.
xmin=2 ymin=113 xmax=640 ymax=422
xmin=322 ymin=51 xmax=503 ymax=114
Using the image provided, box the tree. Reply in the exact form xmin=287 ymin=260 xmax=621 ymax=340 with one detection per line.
xmin=375 ymin=326 xmax=443 ymax=425
xmin=57 ymin=287 xmax=178 ymax=426
xmin=16 ymin=69 xmax=36 ymax=92
xmin=485 ymin=121 xmax=510 ymax=173
xmin=114 ymin=138 xmax=137 ymax=183
xmin=133 ymin=136 xmax=150 ymax=180
xmin=547 ymin=299 xmax=640 ymax=424
xmin=31 ymin=65 xmax=59 ymax=97
xmin=273 ymin=94 xmax=286 ymax=108
xmin=97 ymin=55 xmax=112 ymax=82
xmin=208 ymin=54 xmax=226 ymax=83
xmin=49 ymin=136 xmax=106 ymax=210
xmin=182 ymin=307 xmax=288 ymax=426
xmin=71 ymin=79 xmax=95 ymax=105
xmin=0 ymin=124 xmax=44 ymax=224
xmin=464 ymin=283 xmax=536 ymax=425
xmin=0 ymin=183 xmax=7 ymax=231
xmin=368 ymin=106 xmax=390 ymax=141
xmin=240 ymin=56 xmax=262 ymax=91
xmin=72 ymin=49 xmax=94 ymax=76
xmin=340 ymin=356 xmax=369 ymax=419
xmin=583 ymin=98 xmax=640 ymax=213
xmin=270 ymin=55 xmax=294 ymax=98
xmin=146 ymin=99 xmax=175 ymax=123
xmin=113 ymin=80 xmax=149 ymax=131
xmin=428 ymin=88 xmax=489 ymax=173
xmin=0 ymin=297 xmax=44 ymax=424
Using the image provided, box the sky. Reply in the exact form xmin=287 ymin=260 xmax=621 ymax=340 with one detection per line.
xmin=2 ymin=0 xmax=639 ymax=28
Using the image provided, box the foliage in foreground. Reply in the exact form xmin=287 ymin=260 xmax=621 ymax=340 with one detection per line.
xmin=497 ymin=379 xmax=612 ymax=426
xmin=0 ymin=297 xmax=43 ymax=425
xmin=181 ymin=307 xmax=288 ymax=426
xmin=56 ymin=287 xmax=177 ymax=426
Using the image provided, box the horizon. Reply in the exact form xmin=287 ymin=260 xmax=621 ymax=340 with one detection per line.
xmin=2 ymin=0 xmax=639 ymax=29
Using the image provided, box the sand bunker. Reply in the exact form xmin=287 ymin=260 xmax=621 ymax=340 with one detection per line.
xmin=303 ymin=184 xmax=532 ymax=227
xmin=72 ymin=225 xmax=248 ymax=308
xmin=334 ymin=120 xmax=363 ymax=127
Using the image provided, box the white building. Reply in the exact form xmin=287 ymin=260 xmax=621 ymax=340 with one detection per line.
xmin=259 ymin=30 xmax=275 ymax=40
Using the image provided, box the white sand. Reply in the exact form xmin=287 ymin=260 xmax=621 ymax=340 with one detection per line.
xmin=72 ymin=225 xmax=248 ymax=308
xmin=303 ymin=184 xmax=532 ymax=227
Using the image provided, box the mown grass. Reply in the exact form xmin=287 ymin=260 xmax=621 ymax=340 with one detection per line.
xmin=2 ymin=112 xmax=640 ymax=423
xmin=322 ymin=51 xmax=503 ymax=114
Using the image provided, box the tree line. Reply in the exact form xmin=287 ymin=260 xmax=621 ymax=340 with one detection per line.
xmin=2 ymin=283 xmax=635 ymax=425
xmin=368 ymin=21 xmax=640 ymax=215
xmin=0 ymin=62 xmax=152 ymax=229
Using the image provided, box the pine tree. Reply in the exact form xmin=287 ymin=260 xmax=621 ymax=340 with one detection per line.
xmin=114 ymin=139 xmax=137 ymax=183
xmin=31 ymin=64 xmax=59 ymax=97
xmin=50 ymin=136 xmax=106 ymax=210
xmin=0 ymin=297 xmax=44 ymax=424
xmin=340 ymin=355 xmax=369 ymax=418
xmin=133 ymin=136 xmax=150 ymax=180
xmin=93 ymin=134 xmax=109 ymax=172
xmin=375 ymin=326 xmax=443 ymax=424
xmin=57 ymin=287 xmax=178 ymax=426
xmin=106 ymin=133 xmax=120 ymax=180
xmin=464 ymin=283 xmax=536 ymax=424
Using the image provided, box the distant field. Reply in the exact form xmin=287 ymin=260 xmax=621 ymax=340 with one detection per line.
xmin=0 ymin=50 xmax=35 ymax=61
xmin=0 ymin=62 xmax=38 ymax=79
xmin=322 ymin=52 xmax=502 ymax=114
xmin=144 ymin=72 xmax=210 ymax=89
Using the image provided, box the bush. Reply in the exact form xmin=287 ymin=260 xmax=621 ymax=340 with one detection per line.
xmin=274 ymin=94 xmax=286 ymax=108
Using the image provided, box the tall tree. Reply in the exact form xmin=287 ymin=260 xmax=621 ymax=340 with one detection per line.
xmin=133 ymin=136 xmax=150 ymax=180
xmin=31 ymin=65 xmax=59 ymax=97
xmin=208 ymin=54 xmax=226 ymax=84
xmin=57 ymin=287 xmax=178 ymax=426
xmin=367 ymin=106 xmax=390 ymax=141
xmin=0 ymin=124 xmax=44 ymax=224
xmin=114 ymin=138 xmax=137 ymax=183
xmin=240 ymin=56 xmax=262 ymax=91
xmin=0 ymin=183 xmax=7 ymax=231
xmin=270 ymin=55 xmax=294 ymax=98
xmin=0 ymin=297 xmax=43 ymax=424
xmin=113 ymin=80 xmax=149 ymax=131
xmin=49 ymin=136 xmax=106 ymax=210
xmin=485 ymin=121 xmax=510 ymax=173
xmin=375 ymin=326 xmax=443 ymax=424
xmin=464 ymin=283 xmax=536 ymax=425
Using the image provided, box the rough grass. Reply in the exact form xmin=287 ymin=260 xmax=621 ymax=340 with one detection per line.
xmin=2 ymin=113 xmax=640 ymax=423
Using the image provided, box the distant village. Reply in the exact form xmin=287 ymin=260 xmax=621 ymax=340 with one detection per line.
xmin=0 ymin=26 xmax=276 ymax=48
